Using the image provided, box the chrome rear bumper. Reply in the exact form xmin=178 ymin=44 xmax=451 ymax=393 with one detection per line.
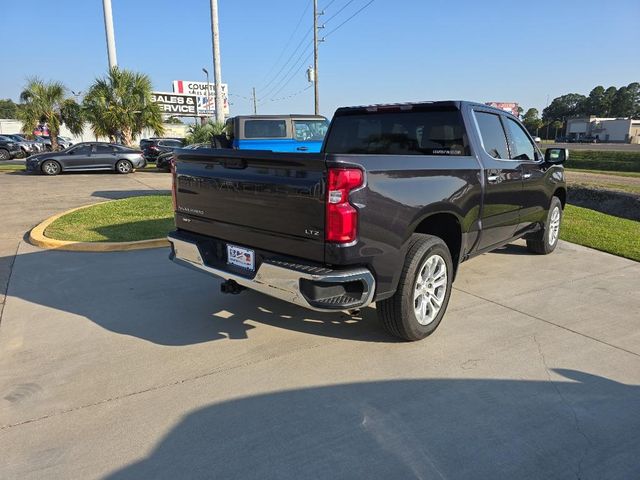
xmin=167 ymin=234 xmax=375 ymax=312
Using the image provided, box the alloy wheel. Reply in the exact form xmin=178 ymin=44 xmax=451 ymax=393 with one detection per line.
xmin=413 ymin=254 xmax=448 ymax=326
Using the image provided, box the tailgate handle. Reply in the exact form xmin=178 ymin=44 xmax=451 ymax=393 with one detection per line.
xmin=223 ymin=158 xmax=247 ymax=169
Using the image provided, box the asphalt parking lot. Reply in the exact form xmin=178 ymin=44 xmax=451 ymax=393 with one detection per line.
xmin=1 ymin=170 xmax=639 ymax=479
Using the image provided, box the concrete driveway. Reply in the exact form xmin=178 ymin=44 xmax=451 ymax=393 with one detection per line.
xmin=1 ymin=170 xmax=639 ymax=479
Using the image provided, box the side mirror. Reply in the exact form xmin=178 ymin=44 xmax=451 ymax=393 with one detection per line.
xmin=545 ymin=148 xmax=568 ymax=164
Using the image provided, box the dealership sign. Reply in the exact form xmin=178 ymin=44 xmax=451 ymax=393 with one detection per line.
xmin=151 ymin=92 xmax=198 ymax=116
xmin=172 ymin=80 xmax=229 ymax=115
xmin=485 ymin=102 xmax=520 ymax=117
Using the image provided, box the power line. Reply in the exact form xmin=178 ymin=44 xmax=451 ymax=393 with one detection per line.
xmin=267 ymin=84 xmax=313 ymax=103
xmin=323 ymin=0 xmax=375 ymax=39
xmin=268 ymin=51 xmax=313 ymax=97
xmin=259 ymin=1 xmax=311 ymax=89
xmin=261 ymin=39 xmax=314 ymax=99
xmin=322 ymin=0 xmax=356 ymax=25
xmin=321 ymin=0 xmax=338 ymax=10
xmin=259 ymin=29 xmax=313 ymax=94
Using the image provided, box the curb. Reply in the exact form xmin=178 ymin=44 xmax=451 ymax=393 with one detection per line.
xmin=29 ymin=201 xmax=170 ymax=252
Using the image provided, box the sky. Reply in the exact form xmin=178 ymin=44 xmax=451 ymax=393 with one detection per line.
xmin=1 ymin=0 xmax=639 ymax=119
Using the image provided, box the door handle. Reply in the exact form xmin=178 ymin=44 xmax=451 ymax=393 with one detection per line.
xmin=296 ymin=146 xmax=309 ymax=151
xmin=487 ymin=175 xmax=499 ymax=183
xmin=522 ymin=173 xmax=532 ymax=179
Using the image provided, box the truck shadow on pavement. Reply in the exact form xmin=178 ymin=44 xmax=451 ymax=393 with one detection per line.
xmin=105 ymin=370 xmax=640 ymax=480
xmin=4 ymin=248 xmax=394 ymax=345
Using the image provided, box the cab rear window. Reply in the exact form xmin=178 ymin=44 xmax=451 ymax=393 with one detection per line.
xmin=325 ymin=109 xmax=469 ymax=156
xmin=244 ymin=120 xmax=287 ymax=138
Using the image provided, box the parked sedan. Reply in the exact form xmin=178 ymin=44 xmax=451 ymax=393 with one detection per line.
xmin=25 ymin=142 xmax=145 ymax=175
xmin=34 ymin=135 xmax=73 ymax=151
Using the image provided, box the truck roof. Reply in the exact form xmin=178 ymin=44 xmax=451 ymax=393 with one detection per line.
xmin=231 ymin=114 xmax=328 ymax=120
xmin=334 ymin=100 xmax=516 ymax=118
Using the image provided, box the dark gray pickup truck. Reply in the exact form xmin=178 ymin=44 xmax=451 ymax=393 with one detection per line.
xmin=168 ymin=101 xmax=567 ymax=341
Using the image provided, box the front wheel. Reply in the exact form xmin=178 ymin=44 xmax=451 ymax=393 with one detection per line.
xmin=116 ymin=159 xmax=133 ymax=174
xmin=526 ymin=197 xmax=563 ymax=254
xmin=377 ymin=234 xmax=453 ymax=341
xmin=41 ymin=160 xmax=61 ymax=176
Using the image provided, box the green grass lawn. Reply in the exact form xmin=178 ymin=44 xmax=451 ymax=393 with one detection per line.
xmin=0 ymin=164 xmax=25 ymax=171
xmin=45 ymin=195 xmax=174 ymax=242
xmin=555 ymin=150 xmax=640 ymax=173
xmin=561 ymin=205 xmax=640 ymax=262
xmin=566 ymin=168 xmax=640 ymax=178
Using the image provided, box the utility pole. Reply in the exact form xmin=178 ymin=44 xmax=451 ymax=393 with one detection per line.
xmin=203 ymin=68 xmax=212 ymax=125
xmin=210 ymin=0 xmax=224 ymax=124
xmin=252 ymin=87 xmax=257 ymax=115
xmin=102 ymin=0 xmax=117 ymax=69
xmin=313 ymin=0 xmax=319 ymax=115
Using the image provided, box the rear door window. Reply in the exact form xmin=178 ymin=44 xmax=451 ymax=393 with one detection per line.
xmin=244 ymin=120 xmax=287 ymax=139
xmin=293 ymin=119 xmax=329 ymax=141
xmin=474 ymin=112 xmax=510 ymax=159
xmin=324 ymin=109 xmax=469 ymax=155
xmin=96 ymin=145 xmax=115 ymax=153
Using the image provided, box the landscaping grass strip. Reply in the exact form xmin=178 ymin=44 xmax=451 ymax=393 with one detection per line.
xmin=45 ymin=195 xmax=174 ymax=242
xmin=561 ymin=205 xmax=640 ymax=262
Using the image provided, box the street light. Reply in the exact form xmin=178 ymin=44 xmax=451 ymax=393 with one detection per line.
xmin=202 ymin=67 xmax=213 ymax=123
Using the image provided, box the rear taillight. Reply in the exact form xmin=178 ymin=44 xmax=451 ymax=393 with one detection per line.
xmin=326 ymin=168 xmax=363 ymax=243
xmin=171 ymin=159 xmax=177 ymax=211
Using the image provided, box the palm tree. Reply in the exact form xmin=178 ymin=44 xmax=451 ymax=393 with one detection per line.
xmin=185 ymin=121 xmax=225 ymax=145
xmin=83 ymin=67 xmax=164 ymax=146
xmin=18 ymin=79 xmax=84 ymax=151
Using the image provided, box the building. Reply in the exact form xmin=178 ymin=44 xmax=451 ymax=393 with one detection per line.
xmin=565 ymin=116 xmax=640 ymax=143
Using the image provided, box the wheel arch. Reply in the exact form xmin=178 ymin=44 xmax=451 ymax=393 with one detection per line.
xmin=553 ymin=187 xmax=567 ymax=208
xmin=411 ymin=210 xmax=463 ymax=278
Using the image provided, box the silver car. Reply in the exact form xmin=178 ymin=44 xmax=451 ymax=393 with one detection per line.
xmin=25 ymin=142 xmax=145 ymax=175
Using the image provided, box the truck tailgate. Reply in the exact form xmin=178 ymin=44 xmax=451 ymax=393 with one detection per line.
xmin=173 ymin=149 xmax=326 ymax=262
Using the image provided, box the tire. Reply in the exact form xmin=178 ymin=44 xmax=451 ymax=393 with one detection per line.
xmin=0 ymin=149 xmax=10 ymax=161
xmin=377 ymin=234 xmax=454 ymax=341
xmin=116 ymin=159 xmax=133 ymax=174
xmin=526 ymin=197 xmax=562 ymax=254
xmin=41 ymin=160 xmax=61 ymax=176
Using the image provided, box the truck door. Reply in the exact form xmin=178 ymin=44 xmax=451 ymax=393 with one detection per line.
xmin=502 ymin=117 xmax=549 ymax=232
xmin=472 ymin=110 xmax=522 ymax=250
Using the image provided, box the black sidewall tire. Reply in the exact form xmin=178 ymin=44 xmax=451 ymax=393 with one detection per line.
xmin=527 ymin=197 xmax=562 ymax=254
xmin=0 ymin=149 xmax=9 ymax=161
xmin=378 ymin=235 xmax=454 ymax=341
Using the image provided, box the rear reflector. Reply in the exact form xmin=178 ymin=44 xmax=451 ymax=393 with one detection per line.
xmin=326 ymin=168 xmax=363 ymax=243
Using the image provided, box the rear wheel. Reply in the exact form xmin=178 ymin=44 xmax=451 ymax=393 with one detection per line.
xmin=116 ymin=159 xmax=133 ymax=174
xmin=377 ymin=234 xmax=453 ymax=341
xmin=526 ymin=197 xmax=562 ymax=254
xmin=0 ymin=149 xmax=10 ymax=160
xmin=41 ymin=160 xmax=61 ymax=176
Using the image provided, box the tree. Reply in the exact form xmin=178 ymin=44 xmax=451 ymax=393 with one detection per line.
xmin=0 ymin=99 xmax=18 ymax=119
xmin=83 ymin=67 xmax=164 ymax=146
xmin=17 ymin=78 xmax=84 ymax=150
xmin=522 ymin=108 xmax=543 ymax=134
xmin=611 ymin=82 xmax=640 ymax=117
xmin=584 ymin=86 xmax=607 ymax=116
xmin=542 ymin=93 xmax=587 ymax=121
xmin=185 ymin=121 xmax=225 ymax=145
xmin=551 ymin=120 xmax=563 ymax=139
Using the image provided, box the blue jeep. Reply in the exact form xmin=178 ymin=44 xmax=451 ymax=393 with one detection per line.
xmin=222 ymin=115 xmax=329 ymax=153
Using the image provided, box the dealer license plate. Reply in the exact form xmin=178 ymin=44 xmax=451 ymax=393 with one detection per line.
xmin=227 ymin=244 xmax=255 ymax=271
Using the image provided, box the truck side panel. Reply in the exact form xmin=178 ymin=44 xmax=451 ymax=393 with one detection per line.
xmin=323 ymin=154 xmax=483 ymax=299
